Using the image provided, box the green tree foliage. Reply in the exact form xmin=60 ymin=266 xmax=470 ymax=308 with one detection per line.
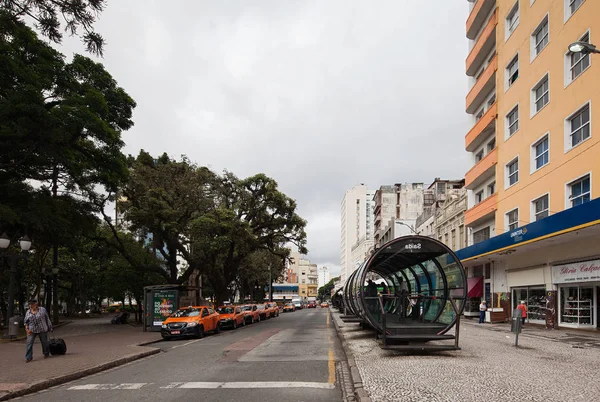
xmin=318 ymin=276 xmax=339 ymax=301
xmin=1 ymin=0 xmax=107 ymax=55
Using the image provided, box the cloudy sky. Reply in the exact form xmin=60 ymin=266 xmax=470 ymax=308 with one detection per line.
xmin=56 ymin=0 xmax=471 ymax=277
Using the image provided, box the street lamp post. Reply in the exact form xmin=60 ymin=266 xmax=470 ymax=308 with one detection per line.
xmin=568 ymin=41 xmax=600 ymax=55
xmin=1 ymin=232 xmax=32 ymax=338
xmin=52 ymin=266 xmax=59 ymax=325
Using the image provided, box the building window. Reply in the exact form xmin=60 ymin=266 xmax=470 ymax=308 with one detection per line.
xmin=532 ymin=74 xmax=549 ymax=114
xmin=506 ymin=1 xmax=520 ymax=38
xmin=488 ymin=181 xmax=496 ymax=195
xmin=560 ymin=286 xmax=593 ymax=326
xmin=459 ymin=225 xmax=464 ymax=248
xmin=488 ymin=93 xmax=496 ymax=107
xmin=532 ymin=194 xmax=549 ymax=221
xmin=507 ymin=158 xmax=519 ymax=187
xmin=569 ymin=32 xmax=590 ymax=81
xmin=568 ymin=103 xmax=590 ymax=148
xmin=506 ymin=209 xmax=519 ymax=231
xmin=475 ymin=150 xmax=484 ymax=162
xmin=568 ymin=174 xmax=591 ymax=207
xmin=451 ymin=229 xmax=456 ymax=250
xmin=565 ymin=0 xmax=585 ymax=20
xmin=476 ymin=109 xmax=484 ymax=121
xmin=507 ymin=106 xmax=519 ymax=137
xmin=506 ymin=55 xmax=519 ymax=88
xmin=473 ymin=227 xmax=490 ymax=244
xmin=487 ymin=138 xmax=496 ymax=151
xmin=475 ymin=190 xmax=484 ymax=204
xmin=512 ymin=287 xmax=547 ymax=323
xmin=532 ymin=15 xmax=549 ymax=57
xmin=533 ymin=134 xmax=549 ymax=171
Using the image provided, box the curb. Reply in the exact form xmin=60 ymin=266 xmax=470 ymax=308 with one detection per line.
xmin=330 ymin=309 xmax=372 ymax=402
xmin=0 ymin=346 xmax=161 ymax=401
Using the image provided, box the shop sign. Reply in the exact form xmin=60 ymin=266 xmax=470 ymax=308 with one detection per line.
xmin=552 ymin=259 xmax=600 ymax=284
xmin=153 ymin=290 xmax=178 ymax=326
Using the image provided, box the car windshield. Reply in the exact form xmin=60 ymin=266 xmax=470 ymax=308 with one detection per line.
xmin=171 ymin=308 xmax=201 ymax=317
xmin=242 ymin=305 xmax=253 ymax=311
xmin=257 ymin=305 xmax=265 ymax=310
xmin=217 ymin=307 xmax=234 ymax=314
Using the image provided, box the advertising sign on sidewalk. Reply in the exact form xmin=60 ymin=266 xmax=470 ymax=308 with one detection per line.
xmin=153 ymin=290 xmax=178 ymax=326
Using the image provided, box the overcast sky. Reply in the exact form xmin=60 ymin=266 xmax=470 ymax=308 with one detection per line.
xmin=56 ymin=0 xmax=471 ymax=277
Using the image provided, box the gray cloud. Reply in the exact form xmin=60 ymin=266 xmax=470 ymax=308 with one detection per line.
xmin=57 ymin=0 xmax=471 ymax=276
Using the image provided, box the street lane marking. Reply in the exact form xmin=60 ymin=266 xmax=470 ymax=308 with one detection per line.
xmin=171 ymin=338 xmax=204 ymax=349
xmin=68 ymin=383 xmax=148 ymax=390
xmin=177 ymin=382 xmax=335 ymax=389
xmin=326 ymin=312 xmax=335 ymax=384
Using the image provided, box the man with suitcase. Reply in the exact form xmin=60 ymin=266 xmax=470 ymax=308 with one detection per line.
xmin=24 ymin=299 xmax=53 ymax=363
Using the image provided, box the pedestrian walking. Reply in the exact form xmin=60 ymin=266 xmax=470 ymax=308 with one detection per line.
xmin=24 ymin=299 xmax=53 ymax=363
xmin=479 ymin=300 xmax=487 ymax=324
xmin=516 ymin=300 xmax=527 ymax=326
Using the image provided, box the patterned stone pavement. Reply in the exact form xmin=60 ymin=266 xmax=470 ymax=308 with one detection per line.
xmin=332 ymin=311 xmax=600 ymax=402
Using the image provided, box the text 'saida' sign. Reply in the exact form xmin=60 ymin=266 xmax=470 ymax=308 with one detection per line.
xmin=552 ymin=259 xmax=600 ymax=284
xmin=404 ymin=243 xmax=422 ymax=251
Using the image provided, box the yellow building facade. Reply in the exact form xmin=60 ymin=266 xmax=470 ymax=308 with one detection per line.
xmin=460 ymin=0 xmax=600 ymax=329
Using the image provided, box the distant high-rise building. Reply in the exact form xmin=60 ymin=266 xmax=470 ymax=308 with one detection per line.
xmin=318 ymin=266 xmax=330 ymax=288
xmin=340 ymin=184 xmax=375 ymax=283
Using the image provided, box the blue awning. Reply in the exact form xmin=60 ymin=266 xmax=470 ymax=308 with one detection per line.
xmin=455 ymin=198 xmax=600 ymax=262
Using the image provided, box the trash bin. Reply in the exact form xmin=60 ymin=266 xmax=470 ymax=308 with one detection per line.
xmin=9 ymin=316 xmax=23 ymax=337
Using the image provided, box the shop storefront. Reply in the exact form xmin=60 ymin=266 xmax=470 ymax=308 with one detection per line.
xmin=511 ymin=286 xmax=547 ymax=324
xmin=552 ymin=259 xmax=600 ymax=329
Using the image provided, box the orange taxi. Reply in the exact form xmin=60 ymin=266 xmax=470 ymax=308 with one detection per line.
xmin=217 ymin=305 xmax=246 ymax=329
xmin=266 ymin=302 xmax=280 ymax=318
xmin=283 ymin=302 xmax=295 ymax=312
xmin=242 ymin=304 xmax=261 ymax=324
xmin=161 ymin=306 xmax=220 ymax=340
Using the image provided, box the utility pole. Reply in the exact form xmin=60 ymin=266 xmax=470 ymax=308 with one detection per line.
xmin=268 ymin=263 xmax=272 ymax=302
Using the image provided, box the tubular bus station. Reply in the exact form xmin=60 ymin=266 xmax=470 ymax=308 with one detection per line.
xmin=337 ymin=235 xmax=467 ymax=351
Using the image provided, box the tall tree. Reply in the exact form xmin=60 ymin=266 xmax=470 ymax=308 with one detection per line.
xmin=1 ymin=0 xmax=107 ymax=55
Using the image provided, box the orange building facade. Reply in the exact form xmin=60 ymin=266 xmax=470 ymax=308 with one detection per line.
xmin=459 ymin=0 xmax=600 ymax=329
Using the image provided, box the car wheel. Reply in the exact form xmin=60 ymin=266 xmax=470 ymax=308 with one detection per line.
xmin=242 ymin=318 xmax=246 ymax=326
xmin=161 ymin=335 xmax=170 ymax=341
xmin=197 ymin=325 xmax=204 ymax=339
xmin=214 ymin=322 xmax=221 ymax=334
xmin=233 ymin=320 xmax=237 ymax=330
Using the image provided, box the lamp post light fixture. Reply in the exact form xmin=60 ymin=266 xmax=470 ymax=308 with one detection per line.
xmin=1 ymin=233 xmax=31 ymax=338
xmin=568 ymin=41 xmax=600 ymax=54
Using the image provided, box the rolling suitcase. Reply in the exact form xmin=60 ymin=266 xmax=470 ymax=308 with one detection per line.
xmin=48 ymin=335 xmax=67 ymax=355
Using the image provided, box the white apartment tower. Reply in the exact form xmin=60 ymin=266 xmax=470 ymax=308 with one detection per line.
xmin=340 ymin=184 xmax=375 ymax=284
xmin=318 ymin=266 xmax=330 ymax=289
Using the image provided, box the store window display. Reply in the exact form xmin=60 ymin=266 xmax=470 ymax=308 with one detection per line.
xmin=560 ymin=287 xmax=593 ymax=326
xmin=511 ymin=287 xmax=547 ymax=323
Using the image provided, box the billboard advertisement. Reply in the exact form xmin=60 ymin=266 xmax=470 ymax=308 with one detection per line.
xmin=153 ymin=290 xmax=178 ymax=326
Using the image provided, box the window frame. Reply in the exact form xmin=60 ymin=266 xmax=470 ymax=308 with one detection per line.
xmin=530 ymin=132 xmax=550 ymax=173
xmin=565 ymin=173 xmax=592 ymax=209
xmin=531 ymin=14 xmax=549 ymax=61
xmin=505 ymin=1 xmax=520 ymax=41
xmin=506 ymin=208 xmax=519 ymax=231
xmin=565 ymin=30 xmax=591 ymax=87
xmin=505 ymin=156 xmax=519 ymax=189
xmin=531 ymin=73 xmax=550 ymax=117
xmin=506 ymin=104 xmax=520 ymax=139
xmin=530 ymin=193 xmax=550 ymax=222
xmin=564 ymin=101 xmax=592 ymax=152
xmin=564 ymin=0 xmax=585 ymax=23
xmin=506 ymin=53 xmax=519 ymax=90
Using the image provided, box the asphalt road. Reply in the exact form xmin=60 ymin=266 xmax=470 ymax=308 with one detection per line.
xmin=18 ymin=307 xmax=344 ymax=402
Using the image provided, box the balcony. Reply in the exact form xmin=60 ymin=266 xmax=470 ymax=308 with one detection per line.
xmin=466 ymin=102 xmax=497 ymax=152
xmin=467 ymin=0 xmax=496 ymax=40
xmin=465 ymin=193 xmax=498 ymax=227
xmin=465 ymin=147 xmax=497 ymax=190
xmin=466 ymin=55 xmax=497 ymax=114
xmin=466 ymin=9 xmax=497 ymax=76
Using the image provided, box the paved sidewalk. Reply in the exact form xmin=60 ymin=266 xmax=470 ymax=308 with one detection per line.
xmin=331 ymin=309 xmax=600 ymax=402
xmin=0 ymin=317 xmax=162 ymax=401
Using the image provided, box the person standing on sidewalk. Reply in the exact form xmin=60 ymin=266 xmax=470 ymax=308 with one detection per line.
xmin=479 ymin=300 xmax=487 ymax=324
xmin=517 ymin=300 xmax=527 ymax=326
xmin=24 ymin=299 xmax=53 ymax=363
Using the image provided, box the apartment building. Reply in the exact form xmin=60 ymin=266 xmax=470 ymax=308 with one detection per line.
xmin=340 ymin=184 xmax=375 ymax=283
xmin=318 ymin=266 xmax=331 ymax=289
xmin=459 ymin=0 xmax=600 ymax=328
xmin=415 ymin=178 xmax=465 ymax=237
xmin=373 ymin=183 xmax=425 ymax=247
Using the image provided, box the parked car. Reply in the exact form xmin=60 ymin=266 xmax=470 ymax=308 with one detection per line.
xmin=256 ymin=304 xmax=269 ymax=320
xmin=217 ymin=305 xmax=246 ymax=329
xmin=241 ymin=304 xmax=261 ymax=324
xmin=161 ymin=306 xmax=220 ymax=340
xmin=266 ymin=302 xmax=280 ymax=318
xmin=320 ymin=302 xmax=329 ymax=308
xmin=283 ymin=303 xmax=296 ymax=312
